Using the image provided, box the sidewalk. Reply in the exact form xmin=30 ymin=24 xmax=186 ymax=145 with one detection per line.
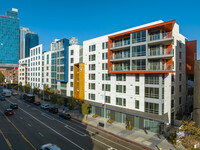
xmin=14 ymin=90 xmax=184 ymax=150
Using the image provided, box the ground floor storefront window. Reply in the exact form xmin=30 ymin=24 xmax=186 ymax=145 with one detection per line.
xmin=144 ymin=119 xmax=159 ymax=133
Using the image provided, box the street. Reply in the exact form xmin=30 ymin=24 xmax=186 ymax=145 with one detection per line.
xmin=0 ymin=95 xmax=148 ymax=150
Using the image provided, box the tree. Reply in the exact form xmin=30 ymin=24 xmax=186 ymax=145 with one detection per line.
xmin=0 ymin=71 xmax=5 ymax=84
xmin=81 ymin=101 xmax=90 ymax=121
xmin=126 ymin=118 xmax=133 ymax=130
xmin=57 ymin=98 xmax=65 ymax=106
xmin=18 ymin=82 xmax=24 ymax=92
xmin=33 ymin=87 xmax=40 ymax=95
xmin=67 ymin=98 xmax=76 ymax=110
xmin=25 ymin=83 xmax=31 ymax=94
xmin=50 ymin=93 xmax=58 ymax=104
xmin=177 ymin=121 xmax=200 ymax=149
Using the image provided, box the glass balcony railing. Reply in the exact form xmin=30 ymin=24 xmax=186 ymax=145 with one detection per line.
xmin=110 ymin=39 xmax=130 ymax=49
xmin=132 ymin=51 xmax=146 ymax=57
xmin=111 ymin=66 xmax=130 ymax=71
xmin=149 ymin=32 xmax=172 ymax=41
xmin=148 ymin=64 xmax=173 ymax=71
xmin=132 ymin=65 xmax=146 ymax=71
xmin=132 ymin=37 xmax=146 ymax=44
xmin=110 ymin=53 xmax=130 ymax=60
xmin=148 ymin=48 xmax=173 ymax=56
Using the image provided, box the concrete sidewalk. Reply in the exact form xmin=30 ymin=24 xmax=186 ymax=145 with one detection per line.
xmin=14 ymin=90 xmax=184 ymax=150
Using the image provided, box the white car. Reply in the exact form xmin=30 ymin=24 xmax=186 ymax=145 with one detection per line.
xmin=40 ymin=104 xmax=49 ymax=110
xmin=41 ymin=143 xmax=61 ymax=150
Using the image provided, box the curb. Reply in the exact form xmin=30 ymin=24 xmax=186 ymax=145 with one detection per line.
xmin=72 ymin=117 xmax=152 ymax=150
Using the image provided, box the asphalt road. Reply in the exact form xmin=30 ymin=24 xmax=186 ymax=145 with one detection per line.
xmin=0 ymin=95 xmax=149 ymax=150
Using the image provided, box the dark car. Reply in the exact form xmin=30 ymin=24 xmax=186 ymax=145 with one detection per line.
xmin=4 ymin=109 xmax=14 ymax=116
xmin=49 ymin=107 xmax=58 ymax=114
xmin=33 ymin=101 xmax=41 ymax=106
xmin=10 ymin=103 xmax=18 ymax=109
xmin=0 ymin=95 xmax=5 ymax=101
xmin=59 ymin=113 xmax=71 ymax=120
xmin=20 ymin=94 xmax=26 ymax=100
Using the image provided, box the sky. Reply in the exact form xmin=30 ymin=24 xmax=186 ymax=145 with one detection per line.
xmin=0 ymin=0 xmax=199 ymax=55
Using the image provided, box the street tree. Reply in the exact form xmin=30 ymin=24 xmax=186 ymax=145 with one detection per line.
xmin=33 ymin=87 xmax=40 ymax=95
xmin=57 ymin=97 xmax=65 ymax=106
xmin=50 ymin=93 xmax=58 ymax=104
xmin=81 ymin=101 xmax=90 ymax=121
xmin=0 ymin=71 xmax=5 ymax=85
xmin=18 ymin=82 xmax=24 ymax=92
xmin=67 ymin=98 xmax=76 ymax=111
xmin=177 ymin=121 xmax=200 ymax=149
xmin=25 ymin=83 xmax=31 ymax=93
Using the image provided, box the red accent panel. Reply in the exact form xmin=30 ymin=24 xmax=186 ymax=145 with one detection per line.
xmin=186 ymin=40 xmax=197 ymax=74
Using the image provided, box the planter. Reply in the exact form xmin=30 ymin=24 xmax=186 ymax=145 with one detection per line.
xmin=107 ymin=119 xmax=114 ymax=124
xmin=92 ymin=114 xmax=98 ymax=118
xmin=126 ymin=125 xmax=133 ymax=130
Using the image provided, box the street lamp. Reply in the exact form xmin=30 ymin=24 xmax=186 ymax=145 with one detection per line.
xmin=102 ymin=89 xmax=106 ymax=129
xmin=41 ymin=84 xmax=45 ymax=104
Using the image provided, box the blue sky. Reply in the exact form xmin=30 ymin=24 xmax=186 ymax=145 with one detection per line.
xmin=1 ymin=0 xmax=199 ymax=54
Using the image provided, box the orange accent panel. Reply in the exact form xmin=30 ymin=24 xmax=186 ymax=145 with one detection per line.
xmin=110 ymin=71 xmax=175 ymax=74
xmin=186 ymin=40 xmax=197 ymax=74
xmin=108 ymin=20 xmax=175 ymax=39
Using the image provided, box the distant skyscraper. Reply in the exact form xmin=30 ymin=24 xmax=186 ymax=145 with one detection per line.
xmin=25 ymin=33 xmax=39 ymax=58
xmin=0 ymin=8 xmax=20 ymax=64
xmin=20 ymin=27 xmax=30 ymax=59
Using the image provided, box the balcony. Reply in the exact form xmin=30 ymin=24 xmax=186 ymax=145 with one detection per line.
xmin=132 ymin=65 xmax=146 ymax=71
xmin=148 ymin=48 xmax=173 ymax=58
xmin=110 ymin=53 xmax=130 ymax=61
xmin=111 ymin=66 xmax=130 ymax=72
xmin=149 ymin=32 xmax=172 ymax=42
xmin=110 ymin=39 xmax=130 ymax=50
xmin=132 ymin=51 xmax=146 ymax=57
xmin=148 ymin=64 xmax=173 ymax=71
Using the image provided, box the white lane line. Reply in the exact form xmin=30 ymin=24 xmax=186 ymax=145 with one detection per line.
xmin=28 ymin=123 xmax=31 ymax=127
xmin=6 ymin=99 xmax=130 ymax=150
xmin=38 ymin=132 xmax=44 ymax=137
xmin=18 ymin=107 xmax=84 ymax=150
xmin=64 ymin=125 xmax=86 ymax=137
xmin=41 ymin=113 xmax=54 ymax=120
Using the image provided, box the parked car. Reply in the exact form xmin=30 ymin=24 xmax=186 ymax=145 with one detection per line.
xmin=4 ymin=109 xmax=14 ymax=116
xmin=40 ymin=104 xmax=49 ymax=110
xmin=12 ymin=92 xmax=17 ymax=96
xmin=20 ymin=94 xmax=26 ymax=100
xmin=0 ymin=95 xmax=5 ymax=101
xmin=59 ymin=113 xmax=71 ymax=120
xmin=10 ymin=103 xmax=18 ymax=109
xmin=49 ymin=107 xmax=58 ymax=114
xmin=40 ymin=143 xmax=61 ymax=150
xmin=33 ymin=101 xmax=41 ymax=106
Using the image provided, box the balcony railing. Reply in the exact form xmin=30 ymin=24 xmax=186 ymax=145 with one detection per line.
xmin=132 ymin=65 xmax=146 ymax=70
xmin=132 ymin=37 xmax=146 ymax=44
xmin=148 ymin=48 xmax=173 ymax=56
xmin=110 ymin=39 xmax=130 ymax=49
xmin=132 ymin=51 xmax=146 ymax=57
xmin=110 ymin=53 xmax=130 ymax=60
xmin=111 ymin=66 xmax=130 ymax=71
xmin=148 ymin=64 xmax=173 ymax=71
xmin=149 ymin=32 xmax=172 ymax=41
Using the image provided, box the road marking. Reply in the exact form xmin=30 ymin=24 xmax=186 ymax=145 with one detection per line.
xmin=0 ymin=110 xmax=37 ymax=150
xmin=19 ymin=108 xmax=84 ymax=150
xmin=64 ymin=125 xmax=86 ymax=136
xmin=0 ymin=129 xmax=12 ymax=150
xmin=41 ymin=113 xmax=54 ymax=120
xmin=28 ymin=123 xmax=32 ymax=127
xmin=38 ymin=132 xmax=44 ymax=137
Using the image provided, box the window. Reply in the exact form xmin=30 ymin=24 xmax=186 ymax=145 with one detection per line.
xmin=105 ymin=96 xmax=110 ymax=103
xmin=179 ymin=52 xmax=182 ymax=59
xmin=89 ymin=74 xmax=95 ymax=80
xmin=70 ymin=91 xmax=73 ymax=97
xmin=162 ymin=88 xmax=164 ymax=99
xmin=132 ymin=45 xmax=146 ymax=57
xmin=132 ymin=30 xmax=146 ymax=43
xmin=102 ymin=42 xmax=108 ymax=49
xmin=116 ymin=85 xmax=126 ymax=93
xmin=102 ymin=84 xmax=111 ymax=91
xmin=116 ymin=74 xmax=126 ymax=81
xmin=89 ymin=83 xmax=95 ymax=90
xmin=70 ymin=66 xmax=73 ymax=71
xmin=179 ymin=85 xmax=182 ymax=92
xmin=171 ymin=86 xmax=174 ymax=94
xmin=71 ymin=58 xmax=74 ymax=63
xmin=135 ymin=86 xmax=139 ymax=95
xmin=179 ymin=62 xmax=182 ymax=70
xmin=70 ymin=74 xmax=73 ymax=79
xmin=179 ymin=42 xmax=182 ymax=48
xmin=102 ymin=52 xmax=108 ymax=60
xmin=71 ymin=50 xmax=74 ymax=55
xmin=179 ymin=97 xmax=182 ymax=104
xmin=89 ymin=45 xmax=96 ymax=52
xmin=89 ymin=54 xmax=96 ymax=61
xmin=70 ymin=82 xmax=73 ymax=87
xmin=145 ymin=87 xmax=159 ymax=99
xmin=89 ymin=64 xmax=95 ymax=70
xmin=135 ymin=100 xmax=139 ymax=109
xmin=46 ymin=54 xmax=49 ymax=64
xmin=102 ymin=63 xmax=108 ymax=70
xmin=145 ymin=74 xmax=159 ymax=84
xmin=145 ymin=102 xmax=159 ymax=114
xmin=171 ymin=74 xmax=175 ymax=82
xmin=46 ymin=66 xmax=49 ymax=70
xmin=88 ymin=93 xmax=95 ymax=100
xmin=179 ymin=74 xmax=182 ymax=81
xmin=135 ymin=74 xmax=139 ymax=82
xmin=116 ymin=98 xmax=126 ymax=106
xmin=171 ymin=100 xmax=174 ymax=108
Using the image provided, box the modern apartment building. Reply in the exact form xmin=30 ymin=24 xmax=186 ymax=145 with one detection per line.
xmin=0 ymin=8 xmax=19 ymax=64
xmin=18 ymin=20 xmax=196 ymax=133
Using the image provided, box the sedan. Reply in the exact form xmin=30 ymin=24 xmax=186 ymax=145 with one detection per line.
xmin=59 ymin=113 xmax=71 ymax=120
xmin=49 ymin=107 xmax=58 ymax=114
xmin=40 ymin=104 xmax=49 ymax=110
xmin=10 ymin=103 xmax=18 ymax=109
xmin=33 ymin=101 xmax=41 ymax=106
xmin=4 ymin=109 xmax=14 ymax=116
xmin=0 ymin=95 xmax=5 ymax=101
xmin=12 ymin=92 xmax=17 ymax=96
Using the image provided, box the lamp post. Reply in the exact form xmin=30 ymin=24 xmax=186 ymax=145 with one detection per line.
xmin=43 ymin=84 xmax=44 ymax=104
xmin=103 ymin=89 xmax=106 ymax=129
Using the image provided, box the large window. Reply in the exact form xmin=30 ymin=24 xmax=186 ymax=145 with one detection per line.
xmin=116 ymin=98 xmax=126 ymax=106
xmin=88 ymin=93 xmax=95 ymax=100
xmin=89 ymin=45 xmax=96 ymax=52
xmin=89 ymin=83 xmax=95 ymax=90
xmin=145 ymin=74 xmax=159 ymax=84
xmin=89 ymin=64 xmax=96 ymax=70
xmin=105 ymin=96 xmax=110 ymax=103
xmin=89 ymin=54 xmax=96 ymax=61
xmin=102 ymin=84 xmax=111 ymax=91
xmin=145 ymin=87 xmax=159 ymax=99
xmin=102 ymin=42 xmax=108 ymax=49
xmin=116 ymin=74 xmax=126 ymax=81
xmin=132 ymin=59 xmax=146 ymax=70
xmin=132 ymin=45 xmax=146 ymax=57
xmin=116 ymin=85 xmax=126 ymax=93
xmin=132 ymin=30 xmax=146 ymax=43
xmin=145 ymin=102 xmax=159 ymax=114
xmin=89 ymin=74 xmax=95 ymax=80
xmin=102 ymin=74 xmax=111 ymax=81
